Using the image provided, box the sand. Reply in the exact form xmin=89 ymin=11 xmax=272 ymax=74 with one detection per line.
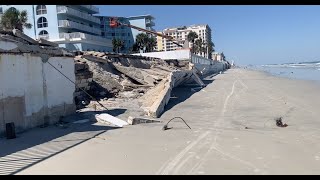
xmin=2 ymin=68 xmax=320 ymax=175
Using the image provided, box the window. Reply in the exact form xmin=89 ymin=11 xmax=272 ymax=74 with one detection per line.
xmin=128 ymin=33 xmax=130 ymax=36
xmin=37 ymin=17 xmax=48 ymax=28
xmin=101 ymin=32 xmax=105 ymax=36
xmin=38 ymin=30 xmax=49 ymax=39
xmin=121 ymin=33 xmax=125 ymax=36
xmin=0 ymin=7 xmax=3 ymax=14
xmin=36 ymin=5 xmax=47 ymax=15
xmin=111 ymin=33 xmax=115 ymax=36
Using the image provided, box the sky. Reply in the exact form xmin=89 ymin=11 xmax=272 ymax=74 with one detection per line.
xmin=97 ymin=5 xmax=320 ymax=65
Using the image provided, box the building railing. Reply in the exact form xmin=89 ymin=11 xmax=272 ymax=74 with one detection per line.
xmin=58 ymin=20 xmax=101 ymax=35
xmin=191 ymin=54 xmax=212 ymax=65
xmin=59 ymin=32 xmax=112 ymax=46
xmin=79 ymin=5 xmax=99 ymax=13
xmin=146 ymin=20 xmax=155 ymax=27
xmin=56 ymin=6 xmax=100 ymax=24
xmin=38 ymin=35 xmax=49 ymax=40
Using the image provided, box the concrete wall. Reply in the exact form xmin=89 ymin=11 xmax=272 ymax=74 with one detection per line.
xmin=132 ymin=49 xmax=227 ymax=76
xmin=132 ymin=49 xmax=191 ymax=60
xmin=0 ymin=53 xmax=76 ymax=136
xmin=191 ymin=54 xmax=212 ymax=65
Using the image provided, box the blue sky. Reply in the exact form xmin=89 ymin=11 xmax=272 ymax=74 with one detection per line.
xmin=97 ymin=5 xmax=320 ymax=65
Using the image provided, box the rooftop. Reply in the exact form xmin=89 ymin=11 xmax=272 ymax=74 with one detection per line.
xmin=126 ymin=14 xmax=155 ymax=20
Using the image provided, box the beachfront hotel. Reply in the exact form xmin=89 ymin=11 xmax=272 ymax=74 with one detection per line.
xmin=0 ymin=5 xmax=156 ymax=53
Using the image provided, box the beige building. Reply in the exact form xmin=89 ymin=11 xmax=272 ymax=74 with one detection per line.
xmin=156 ymin=24 xmax=212 ymax=58
xmin=212 ymin=52 xmax=226 ymax=61
xmin=156 ymin=31 xmax=164 ymax=51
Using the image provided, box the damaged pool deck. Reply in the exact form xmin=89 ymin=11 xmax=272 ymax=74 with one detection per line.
xmin=1 ymin=68 xmax=320 ymax=175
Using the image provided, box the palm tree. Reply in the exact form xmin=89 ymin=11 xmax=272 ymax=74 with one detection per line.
xmin=194 ymin=38 xmax=203 ymax=55
xmin=135 ymin=33 xmax=157 ymax=53
xmin=0 ymin=7 xmax=32 ymax=32
xmin=112 ymin=38 xmax=125 ymax=53
xmin=136 ymin=33 xmax=149 ymax=52
xmin=130 ymin=42 xmax=140 ymax=53
xmin=187 ymin=31 xmax=198 ymax=53
xmin=146 ymin=36 xmax=157 ymax=52
xmin=207 ymin=41 xmax=215 ymax=59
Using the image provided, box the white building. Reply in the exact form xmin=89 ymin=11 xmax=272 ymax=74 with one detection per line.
xmin=157 ymin=24 xmax=212 ymax=58
xmin=0 ymin=5 xmax=113 ymax=52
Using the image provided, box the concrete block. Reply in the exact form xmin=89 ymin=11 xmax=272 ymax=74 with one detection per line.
xmin=95 ymin=113 xmax=128 ymax=127
xmin=81 ymin=79 xmax=88 ymax=83
xmin=38 ymin=38 xmax=58 ymax=47
xmin=0 ymin=40 xmax=18 ymax=51
xmin=127 ymin=116 xmax=162 ymax=125
xmin=75 ymin=63 xmax=85 ymax=71
xmin=78 ymin=83 xmax=88 ymax=88
xmin=74 ymin=92 xmax=81 ymax=97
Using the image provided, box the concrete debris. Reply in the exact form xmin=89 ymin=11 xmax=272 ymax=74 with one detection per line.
xmin=73 ymin=49 xmax=227 ymax=118
xmin=0 ymin=30 xmax=73 ymax=56
xmin=127 ymin=116 xmax=162 ymax=125
xmin=12 ymin=29 xmax=39 ymax=45
xmin=37 ymin=38 xmax=59 ymax=47
xmin=275 ymin=117 xmax=288 ymax=127
xmin=72 ymin=119 xmax=90 ymax=124
xmin=95 ymin=113 xmax=128 ymax=127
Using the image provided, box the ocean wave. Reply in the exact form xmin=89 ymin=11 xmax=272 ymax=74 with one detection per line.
xmin=262 ymin=62 xmax=320 ymax=68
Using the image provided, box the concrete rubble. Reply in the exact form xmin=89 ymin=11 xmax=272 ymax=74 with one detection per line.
xmin=0 ymin=29 xmax=72 ymax=56
xmin=95 ymin=113 xmax=129 ymax=127
xmin=73 ymin=51 xmax=206 ymax=118
xmin=0 ymin=29 xmax=225 ymax=134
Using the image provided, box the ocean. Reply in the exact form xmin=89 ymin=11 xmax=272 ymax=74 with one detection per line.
xmin=247 ymin=61 xmax=320 ymax=82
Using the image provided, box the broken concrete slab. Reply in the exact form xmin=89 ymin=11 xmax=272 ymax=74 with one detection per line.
xmin=127 ymin=116 xmax=162 ymax=125
xmin=73 ymin=119 xmax=90 ymax=124
xmin=191 ymin=71 xmax=206 ymax=87
xmin=113 ymin=64 xmax=152 ymax=85
xmin=38 ymin=38 xmax=58 ymax=47
xmin=95 ymin=113 xmax=128 ymax=127
xmin=0 ymin=40 xmax=19 ymax=51
xmin=141 ymin=70 xmax=196 ymax=118
xmin=12 ymin=29 xmax=39 ymax=45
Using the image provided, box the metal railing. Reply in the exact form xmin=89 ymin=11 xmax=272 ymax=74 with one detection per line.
xmin=146 ymin=19 xmax=155 ymax=26
xmin=79 ymin=5 xmax=99 ymax=13
xmin=38 ymin=35 xmax=49 ymax=40
xmin=59 ymin=32 xmax=112 ymax=46
xmin=56 ymin=6 xmax=100 ymax=24
xmin=58 ymin=20 xmax=101 ymax=35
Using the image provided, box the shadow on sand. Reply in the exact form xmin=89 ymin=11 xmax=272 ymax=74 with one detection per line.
xmin=0 ymin=108 xmax=126 ymax=175
xmin=160 ymin=73 xmax=217 ymax=117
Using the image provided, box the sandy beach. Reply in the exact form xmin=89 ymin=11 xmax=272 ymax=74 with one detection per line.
xmin=1 ymin=68 xmax=320 ymax=175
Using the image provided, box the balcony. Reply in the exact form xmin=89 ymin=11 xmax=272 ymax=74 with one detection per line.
xmin=58 ymin=20 xmax=101 ymax=35
xmin=72 ymin=5 xmax=99 ymax=14
xmin=57 ymin=6 xmax=100 ymax=24
xmin=146 ymin=19 xmax=155 ymax=27
xmin=58 ymin=32 xmax=112 ymax=47
xmin=38 ymin=34 xmax=49 ymax=40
